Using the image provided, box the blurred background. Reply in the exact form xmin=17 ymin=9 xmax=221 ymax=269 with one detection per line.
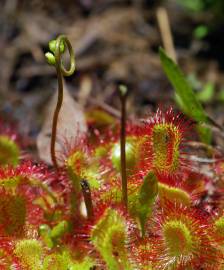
xmin=1 ymin=0 xmax=224 ymax=142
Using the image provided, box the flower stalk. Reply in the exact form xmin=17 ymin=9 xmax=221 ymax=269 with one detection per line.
xmin=45 ymin=35 xmax=76 ymax=169
xmin=119 ymin=85 xmax=128 ymax=208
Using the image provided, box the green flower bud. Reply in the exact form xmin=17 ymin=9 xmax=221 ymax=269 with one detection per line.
xmin=119 ymin=84 xmax=128 ymax=96
xmin=45 ymin=52 xmax=56 ymax=65
xmin=49 ymin=39 xmax=65 ymax=54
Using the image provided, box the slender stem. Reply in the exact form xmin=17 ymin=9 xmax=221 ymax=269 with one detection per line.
xmin=157 ymin=7 xmax=177 ymax=63
xmin=119 ymin=85 xmax=128 ymax=208
xmin=50 ymin=35 xmax=76 ymax=169
xmin=81 ymin=179 xmax=94 ymax=219
xmin=51 ymin=68 xmax=63 ymax=169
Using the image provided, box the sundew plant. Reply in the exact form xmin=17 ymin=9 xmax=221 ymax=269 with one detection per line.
xmin=0 ymin=35 xmax=223 ymax=270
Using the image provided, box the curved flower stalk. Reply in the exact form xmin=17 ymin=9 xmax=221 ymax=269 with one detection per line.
xmin=45 ymin=35 xmax=76 ymax=169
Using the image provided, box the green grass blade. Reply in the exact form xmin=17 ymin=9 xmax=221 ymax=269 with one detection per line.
xmin=159 ymin=47 xmax=208 ymax=123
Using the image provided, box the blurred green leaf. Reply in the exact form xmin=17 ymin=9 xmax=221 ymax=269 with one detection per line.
xmin=160 ymin=48 xmax=214 ymax=143
xmin=187 ymin=73 xmax=202 ymax=90
xmin=196 ymin=124 xmax=212 ymax=144
xmin=187 ymin=74 xmax=215 ymax=103
xmin=177 ymin=0 xmax=224 ymax=12
xmin=159 ymin=47 xmax=208 ymax=123
xmin=196 ymin=82 xmax=215 ymax=103
xmin=177 ymin=0 xmax=204 ymax=11
xmin=218 ymin=89 xmax=224 ymax=102
xmin=194 ymin=25 xmax=209 ymax=39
